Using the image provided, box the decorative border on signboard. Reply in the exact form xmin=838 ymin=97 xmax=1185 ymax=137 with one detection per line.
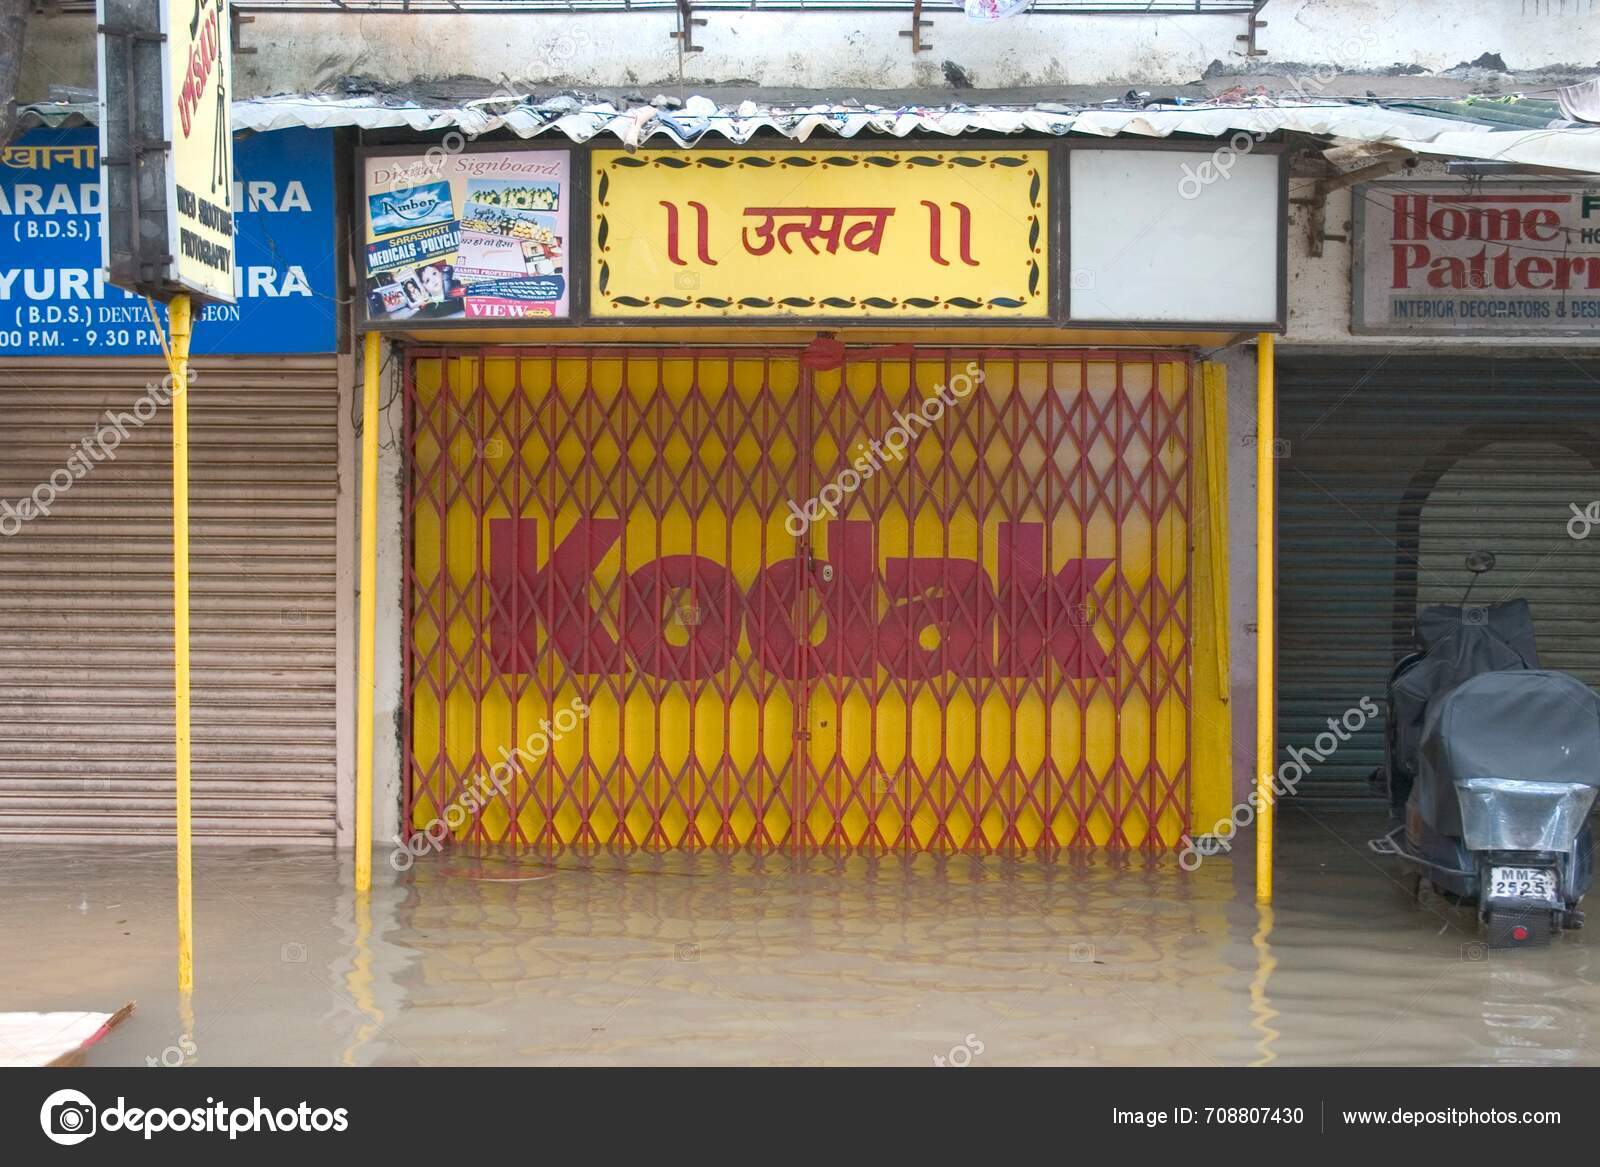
xmin=592 ymin=150 xmax=1047 ymax=317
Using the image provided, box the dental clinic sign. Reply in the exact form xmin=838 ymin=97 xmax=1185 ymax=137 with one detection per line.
xmin=0 ymin=126 xmax=336 ymax=354
xmin=1353 ymin=181 xmax=1600 ymax=335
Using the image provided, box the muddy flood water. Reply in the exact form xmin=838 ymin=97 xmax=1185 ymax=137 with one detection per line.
xmin=5 ymin=810 xmax=1600 ymax=1066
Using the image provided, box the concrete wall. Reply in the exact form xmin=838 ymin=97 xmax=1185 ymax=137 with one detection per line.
xmin=20 ymin=1 xmax=1597 ymax=101
xmin=1216 ymin=345 xmax=1260 ymax=810
xmin=357 ymin=338 xmax=406 ymax=853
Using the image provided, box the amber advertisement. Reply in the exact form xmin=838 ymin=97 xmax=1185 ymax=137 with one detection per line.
xmin=590 ymin=148 xmax=1050 ymax=319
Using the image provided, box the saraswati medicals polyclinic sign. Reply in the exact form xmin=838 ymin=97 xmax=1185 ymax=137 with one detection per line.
xmin=361 ymin=148 xmax=572 ymax=324
xmin=0 ymin=126 xmax=336 ymax=354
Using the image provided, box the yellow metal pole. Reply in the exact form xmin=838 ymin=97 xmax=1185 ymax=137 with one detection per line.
xmin=355 ymin=331 xmax=380 ymax=893
xmin=170 ymin=294 xmax=195 ymax=991
xmin=1255 ymin=332 xmax=1276 ymax=904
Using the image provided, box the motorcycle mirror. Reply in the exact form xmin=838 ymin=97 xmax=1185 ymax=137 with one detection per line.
xmin=1465 ymin=550 xmax=1496 ymax=574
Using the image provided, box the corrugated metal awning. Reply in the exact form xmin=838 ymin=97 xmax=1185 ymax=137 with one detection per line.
xmin=20 ymin=91 xmax=1600 ymax=172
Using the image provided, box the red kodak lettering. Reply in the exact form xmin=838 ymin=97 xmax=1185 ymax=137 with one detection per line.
xmin=809 ymin=521 xmax=880 ymax=678
xmin=995 ymin=523 xmax=1112 ymax=679
xmin=621 ymin=554 xmax=743 ymax=681
xmin=489 ymin=517 xmax=626 ymax=675
xmin=489 ymin=517 xmax=1113 ymax=680
xmin=731 ymin=521 xmax=880 ymax=681
xmin=879 ymin=549 xmax=996 ymax=681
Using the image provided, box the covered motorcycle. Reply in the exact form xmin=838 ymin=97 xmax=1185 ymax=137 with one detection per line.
xmin=1385 ymin=599 xmax=1538 ymax=816
xmin=1371 ymin=553 xmax=1599 ymax=947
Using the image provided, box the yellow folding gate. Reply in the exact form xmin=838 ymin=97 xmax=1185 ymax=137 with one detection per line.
xmin=405 ymin=344 xmax=1192 ymax=854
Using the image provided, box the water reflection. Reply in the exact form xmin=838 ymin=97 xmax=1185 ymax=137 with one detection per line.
xmin=1249 ymin=904 xmax=1279 ymax=1066
xmin=337 ymin=890 xmax=386 ymax=1066
xmin=0 ymin=812 xmax=1594 ymax=1066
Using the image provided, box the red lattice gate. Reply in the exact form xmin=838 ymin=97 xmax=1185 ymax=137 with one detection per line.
xmin=405 ymin=345 xmax=1190 ymax=854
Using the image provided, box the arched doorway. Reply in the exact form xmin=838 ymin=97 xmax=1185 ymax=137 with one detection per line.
xmin=1402 ymin=434 xmax=1600 ymax=687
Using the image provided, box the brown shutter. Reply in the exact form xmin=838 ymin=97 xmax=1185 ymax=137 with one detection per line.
xmin=0 ymin=356 xmax=340 ymax=844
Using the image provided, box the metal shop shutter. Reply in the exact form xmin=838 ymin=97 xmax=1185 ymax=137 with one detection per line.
xmin=1278 ymin=355 xmax=1600 ymax=807
xmin=404 ymin=345 xmax=1192 ymax=855
xmin=0 ymin=357 xmax=341 ymax=844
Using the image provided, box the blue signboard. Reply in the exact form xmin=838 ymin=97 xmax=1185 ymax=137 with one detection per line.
xmin=0 ymin=125 xmax=336 ymax=355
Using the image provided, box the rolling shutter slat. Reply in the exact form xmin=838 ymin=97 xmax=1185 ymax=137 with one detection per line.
xmin=0 ymin=356 xmax=340 ymax=844
xmin=1279 ymin=356 xmax=1600 ymax=807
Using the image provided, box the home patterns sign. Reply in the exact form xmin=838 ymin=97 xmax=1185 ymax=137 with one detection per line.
xmin=590 ymin=149 xmax=1050 ymax=319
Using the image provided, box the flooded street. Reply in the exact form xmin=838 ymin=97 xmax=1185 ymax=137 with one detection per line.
xmin=4 ymin=810 xmax=1599 ymax=1067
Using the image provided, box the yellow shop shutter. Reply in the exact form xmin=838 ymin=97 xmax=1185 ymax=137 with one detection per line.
xmin=0 ymin=356 xmax=341 ymax=844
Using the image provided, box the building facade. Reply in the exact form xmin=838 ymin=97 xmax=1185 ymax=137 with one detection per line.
xmin=6 ymin=1 xmax=1599 ymax=856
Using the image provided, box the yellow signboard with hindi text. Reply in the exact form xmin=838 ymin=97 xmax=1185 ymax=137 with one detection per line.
xmin=590 ymin=148 xmax=1050 ymax=320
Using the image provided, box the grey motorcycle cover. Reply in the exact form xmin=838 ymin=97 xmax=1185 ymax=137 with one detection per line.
xmin=1414 ymin=599 xmax=1538 ymax=662
xmin=1390 ymin=600 xmax=1539 ymax=779
xmin=1415 ymin=669 xmax=1600 ymax=835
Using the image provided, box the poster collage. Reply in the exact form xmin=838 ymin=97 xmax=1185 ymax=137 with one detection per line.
xmin=363 ymin=150 xmax=571 ymax=322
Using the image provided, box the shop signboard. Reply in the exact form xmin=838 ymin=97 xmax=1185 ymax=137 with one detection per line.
xmin=96 ymin=0 xmax=236 ymax=302
xmin=1353 ymin=181 xmax=1600 ymax=335
xmin=1065 ymin=147 xmax=1284 ymax=329
xmin=589 ymin=148 xmax=1051 ymax=321
xmin=161 ymin=0 xmax=236 ymax=300
xmin=360 ymin=147 xmax=573 ymax=325
xmin=0 ymin=126 xmax=337 ymax=355
xmin=354 ymin=141 xmax=1298 ymax=330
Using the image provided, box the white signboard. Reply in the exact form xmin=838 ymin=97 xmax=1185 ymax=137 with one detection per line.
xmin=163 ymin=0 xmax=235 ymax=301
xmin=1067 ymin=148 xmax=1283 ymax=327
xmin=1353 ymin=181 xmax=1600 ymax=335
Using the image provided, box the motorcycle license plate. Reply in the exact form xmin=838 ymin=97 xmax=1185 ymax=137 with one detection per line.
xmin=1489 ymin=866 xmax=1558 ymax=902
